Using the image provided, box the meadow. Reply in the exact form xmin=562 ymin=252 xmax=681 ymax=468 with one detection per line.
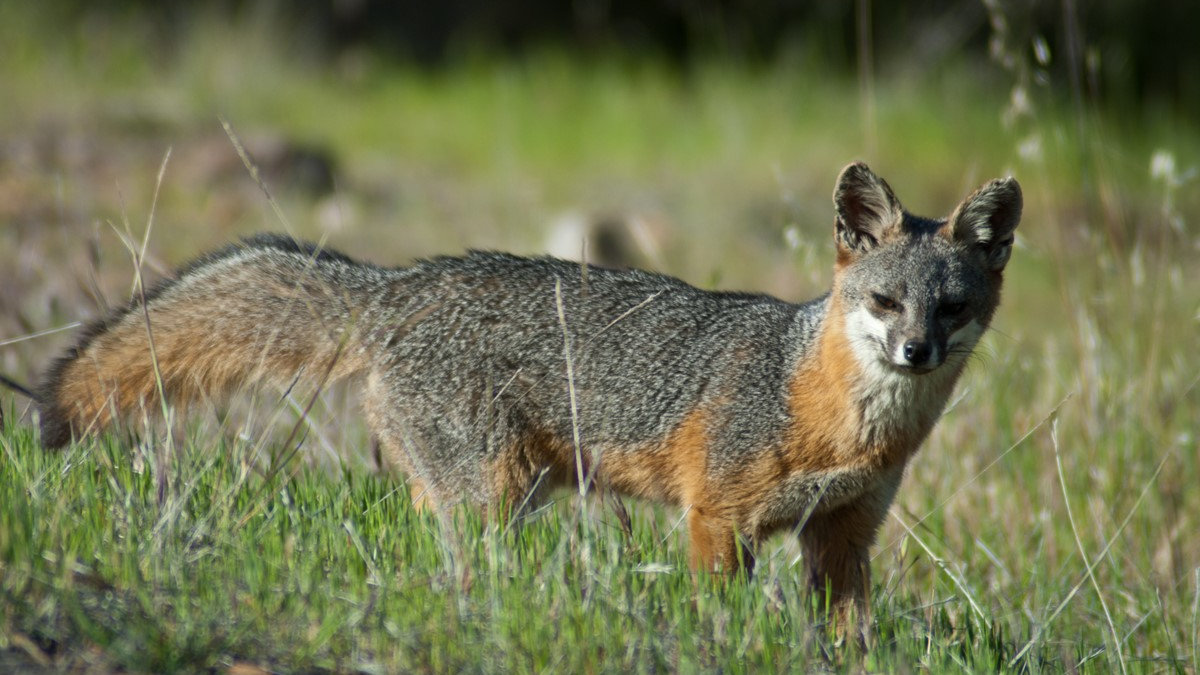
xmin=1 ymin=7 xmax=1199 ymax=673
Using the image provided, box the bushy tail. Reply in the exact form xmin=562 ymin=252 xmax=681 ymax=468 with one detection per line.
xmin=38 ymin=234 xmax=378 ymax=447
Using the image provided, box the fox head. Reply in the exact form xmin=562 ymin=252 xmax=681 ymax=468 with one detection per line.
xmin=830 ymin=162 xmax=1022 ymax=375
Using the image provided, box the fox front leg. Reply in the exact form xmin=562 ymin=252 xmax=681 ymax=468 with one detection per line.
xmin=799 ymin=500 xmax=888 ymax=648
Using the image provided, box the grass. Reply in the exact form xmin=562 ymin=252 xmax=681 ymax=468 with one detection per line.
xmin=0 ymin=420 xmax=1019 ymax=672
xmin=2 ymin=5 xmax=1199 ymax=673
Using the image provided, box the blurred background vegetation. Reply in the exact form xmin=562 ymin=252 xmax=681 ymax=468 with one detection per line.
xmin=11 ymin=0 xmax=1200 ymax=107
xmin=1 ymin=1 xmax=1198 ymax=671
xmin=2 ymin=0 xmax=1196 ymax=322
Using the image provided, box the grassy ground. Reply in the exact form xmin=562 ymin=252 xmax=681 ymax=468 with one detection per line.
xmin=2 ymin=6 xmax=1199 ymax=673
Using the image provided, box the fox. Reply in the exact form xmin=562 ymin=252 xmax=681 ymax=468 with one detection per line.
xmin=32 ymin=162 xmax=1021 ymax=639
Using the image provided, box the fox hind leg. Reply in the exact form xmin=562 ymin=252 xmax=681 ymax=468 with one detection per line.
xmin=687 ymin=508 xmax=756 ymax=575
xmin=486 ymin=428 xmax=574 ymax=522
xmin=370 ymin=429 xmax=439 ymax=512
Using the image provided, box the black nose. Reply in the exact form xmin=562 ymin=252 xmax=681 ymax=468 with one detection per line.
xmin=903 ymin=340 xmax=931 ymax=364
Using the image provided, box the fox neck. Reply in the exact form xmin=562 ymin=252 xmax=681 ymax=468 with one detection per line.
xmin=786 ymin=297 xmax=963 ymax=470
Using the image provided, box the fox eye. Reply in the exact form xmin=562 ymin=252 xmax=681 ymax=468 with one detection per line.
xmin=941 ymin=301 xmax=966 ymax=315
xmin=872 ymin=293 xmax=900 ymax=312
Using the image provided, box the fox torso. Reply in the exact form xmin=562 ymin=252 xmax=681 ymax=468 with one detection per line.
xmin=35 ymin=162 xmax=1022 ymax=637
xmin=355 ymin=252 xmax=815 ymax=509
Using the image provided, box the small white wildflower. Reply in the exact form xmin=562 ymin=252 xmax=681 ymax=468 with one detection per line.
xmin=1017 ymin=133 xmax=1043 ymax=162
xmin=783 ymin=225 xmax=802 ymax=250
xmin=1003 ymin=85 xmax=1032 ymax=127
xmin=1032 ymin=35 xmax=1051 ymax=66
xmin=1010 ymin=86 xmax=1031 ymax=116
xmin=1150 ymin=149 xmax=1177 ymax=184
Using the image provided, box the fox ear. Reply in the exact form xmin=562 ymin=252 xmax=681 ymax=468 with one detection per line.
xmin=944 ymin=177 xmax=1023 ymax=271
xmin=833 ymin=162 xmax=904 ymax=261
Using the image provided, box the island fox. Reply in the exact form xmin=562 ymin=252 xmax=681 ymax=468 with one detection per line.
xmin=35 ymin=162 xmax=1021 ymax=635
